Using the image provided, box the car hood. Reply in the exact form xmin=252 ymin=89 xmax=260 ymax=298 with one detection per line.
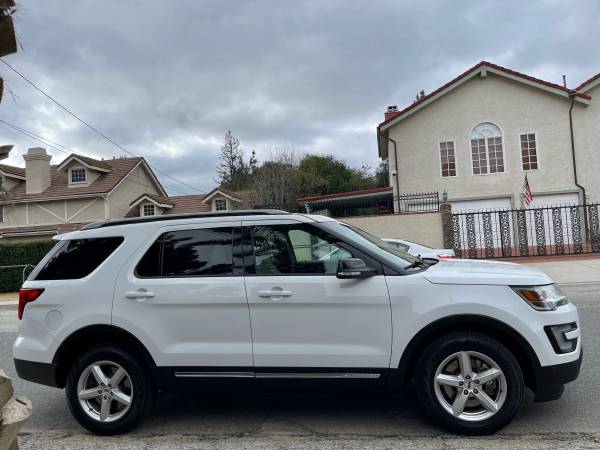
xmin=421 ymin=259 xmax=553 ymax=285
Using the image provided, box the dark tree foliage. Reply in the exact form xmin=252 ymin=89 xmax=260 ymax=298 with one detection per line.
xmin=0 ymin=239 xmax=55 ymax=292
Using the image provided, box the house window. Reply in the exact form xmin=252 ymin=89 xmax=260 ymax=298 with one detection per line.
xmin=520 ymin=133 xmax=538 ymax=170
xmin=70 ymin=168 xmax=87 ymax=183
xmin=470 ymin=122 xmax=504 ymax=175
xmin=215 ymin=198 xmax=227 ymax=211
xmin=439 ymin=141 xmax=456 ymax=177
xmin=0 ymin=206 xmax=3 ymax=223
xmin=142 ymin=203 xmax=155 ymax=216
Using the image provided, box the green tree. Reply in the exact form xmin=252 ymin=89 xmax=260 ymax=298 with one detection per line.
xmin=297 ymin=154 xmax=376 ymax=196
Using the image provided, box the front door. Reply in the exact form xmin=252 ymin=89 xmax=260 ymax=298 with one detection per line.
xmin=113 ymin=221 xmax=253 ymax=369
xmin=242 ymin=219 xmax=392 ymax=370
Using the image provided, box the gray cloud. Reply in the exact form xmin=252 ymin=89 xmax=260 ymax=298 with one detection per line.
xmin=1 ymin=0 xmax=599 ymax=194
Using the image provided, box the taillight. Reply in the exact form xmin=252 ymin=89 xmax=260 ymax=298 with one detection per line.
xmin=437 ymin=254 xmax=454 ymax=260
xmin=18 ymin=288 xmax=45 ymax=320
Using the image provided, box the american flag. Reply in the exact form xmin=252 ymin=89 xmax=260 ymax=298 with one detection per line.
xmin=523 ymin=174 xmax=533 ymax=206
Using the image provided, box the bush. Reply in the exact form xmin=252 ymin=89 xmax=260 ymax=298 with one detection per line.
xmin=0 ymin=240 xmax=55 ymax=293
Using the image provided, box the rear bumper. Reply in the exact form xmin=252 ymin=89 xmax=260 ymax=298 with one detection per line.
xmin=533 ymin=350 xmax=582 ymax=402
xmin=14 ymin=358 xmax=59 ymax=388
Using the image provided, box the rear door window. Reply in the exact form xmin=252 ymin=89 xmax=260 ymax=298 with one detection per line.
xmin=135 ymin=227 xmax=238 ymax=277
xmin=34 ymin=237 xmax=124 ymax=280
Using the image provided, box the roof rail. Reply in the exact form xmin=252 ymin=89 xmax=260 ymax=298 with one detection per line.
xmin=81 ymin=209 xmax=290 ymax=230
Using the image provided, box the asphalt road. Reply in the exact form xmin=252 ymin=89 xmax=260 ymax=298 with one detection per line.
xmin=1 ymin=283 xmax=599 ymax=449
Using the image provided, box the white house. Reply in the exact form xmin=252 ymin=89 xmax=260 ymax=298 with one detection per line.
xmin=377 ymin=61 xmax=599 ymax=214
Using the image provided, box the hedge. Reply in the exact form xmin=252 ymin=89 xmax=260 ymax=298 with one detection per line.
xmin=0 ymin=240 xmax=56 ymax=293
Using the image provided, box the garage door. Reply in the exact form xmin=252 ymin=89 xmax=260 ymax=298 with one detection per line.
xmin=529 ymin=193 xmax=579 ymax=208
xmin=451 ymin=198 xmax=513 ymax=256
xmin=451 ymin=197 xmax=512 ymax=213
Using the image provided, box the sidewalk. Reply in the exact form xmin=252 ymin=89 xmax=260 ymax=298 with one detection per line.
xmin=501 ymin=255 xmax=600 ymax=284
xmin=0 ymin=292 xmax=17 ymax=307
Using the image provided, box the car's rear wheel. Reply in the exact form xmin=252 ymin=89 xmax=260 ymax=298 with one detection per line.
xmin=66 ymin=346 xmax=154 ymax=435
xmin=414 ymin=332 xmax=523 ymax=435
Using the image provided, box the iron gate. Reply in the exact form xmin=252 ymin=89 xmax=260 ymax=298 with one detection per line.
xmin=452 ymin=203 xmax=600 ymax=258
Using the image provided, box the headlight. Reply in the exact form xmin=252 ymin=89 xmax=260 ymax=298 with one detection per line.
xmin=511 ymin=284 xmax=568 ymax=311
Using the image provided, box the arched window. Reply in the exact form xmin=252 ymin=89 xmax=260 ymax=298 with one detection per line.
xmin=470 ymin=122 xmax=504 ymax=174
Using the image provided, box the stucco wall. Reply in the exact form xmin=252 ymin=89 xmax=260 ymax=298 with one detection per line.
xmin=574 ymin=83 xmax=600 ymax=201
xmin=0 ymin=198 xmax=106 ymax=228
xmin=108 ymin=164 xmax=163 ymax=219
xmin=341 ymin=212 xmax=444 ymax=248
xmin=386 ymin=73 xmax=585 ymax=207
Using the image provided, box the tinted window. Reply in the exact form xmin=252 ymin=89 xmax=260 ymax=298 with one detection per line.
xmin=135 ymin=236 xmax=162 ymax=277
xmin=136 ymin=228 xmax=235 ymax=277
xmin=34 ymin=237 xmax=124 ymax=280
xmin=252 ymin=225 xmax=353 ymax=275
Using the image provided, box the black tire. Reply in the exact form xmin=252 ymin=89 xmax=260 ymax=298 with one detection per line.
xmin=66 ymin=346 xmax=155 ymax=435
xmin=414 ymin=332 xmax=523 ymax=435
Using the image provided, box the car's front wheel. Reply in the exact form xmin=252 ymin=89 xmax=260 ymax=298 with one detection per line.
xmin=65 ymin=346 xmax=154 ymax=435
xmin=415 ymin=332 xmax=523 ymax=435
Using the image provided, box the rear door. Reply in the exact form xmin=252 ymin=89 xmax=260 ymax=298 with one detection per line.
xmin=242 ymin=219 xmax=392 ymax=371
xmin=113 ymin=221 xmax=253 ymax=370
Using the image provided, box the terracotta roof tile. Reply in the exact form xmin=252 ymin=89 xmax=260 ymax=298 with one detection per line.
xmin=125 ymin=193 xmax=210 ymax=218
xmin=128 ymin=193 xmax=174 ymax=207
xmin=576 ymin=72 xmax=600 ymax=92
xmin=379 ymin=61 xmax=592 ymax=128
xmin=66 ymin=154 xmax=112 ymax=170
xmin=1 ymin=157 xmax=144 ymax=202
xmin=0 ymin=163 xmax=25 ymax=178
xmin=0 ymin=222 xmax=86 ymax=238
xmin=298 ymin=186 xmax=392 ymax=203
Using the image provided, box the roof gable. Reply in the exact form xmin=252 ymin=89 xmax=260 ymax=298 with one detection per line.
xmin=129 ymin=193 xmax=174 ymax=209
xmin=1 ymin=157 xmax=152 ymax=202
xmin=0 ymin=163 xmax=25 ymax=180
xmin=577 ymin=73 xmax=600 ymax=93
xmin=202 ymin=188 xmax=243 ymax=204
xmin=379 ymin=61 xmax=592 ymax=132
xmin=56 ymin=154 xmax=112 ymax=173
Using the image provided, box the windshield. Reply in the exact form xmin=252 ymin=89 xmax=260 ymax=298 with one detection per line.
xmin=323 ymin=222 xmax=418 ymax=268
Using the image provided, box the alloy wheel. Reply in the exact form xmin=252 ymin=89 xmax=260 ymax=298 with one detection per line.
xmin=433 ymin=350 xmax=507 ymax=422
xmin=77 ymin=360 xmax=133 ymax=423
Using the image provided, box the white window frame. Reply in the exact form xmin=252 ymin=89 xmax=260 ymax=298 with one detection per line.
xmin=469 ymin=122 xmax=506 ymax=176
xmin=438 ymin=140 xmax=458 ymax=178
xmin=141 ymin=203 xmax=156 ymax=217
xmin=69 ymin=167 xmax=87 ymax=184
xmin=519 ymin=132 xmax=540 ymax=171
xmin=214 ymin=198 xmax=227 ymax=211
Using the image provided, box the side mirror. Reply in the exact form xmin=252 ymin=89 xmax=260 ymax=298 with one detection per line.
xmin=336 ymin=258 xmax=377 ymax=279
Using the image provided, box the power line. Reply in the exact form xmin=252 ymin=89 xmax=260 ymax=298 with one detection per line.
xmin=0 ymin=119 xmax=188 ymax=196
xmin=0 ymin=58 xmax=206 ymax=194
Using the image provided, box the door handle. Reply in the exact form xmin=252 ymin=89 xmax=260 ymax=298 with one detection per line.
xmin=125 ymin=290 xmax=155 ymax=301
xmin=258 ymin=290 xmax=292 ymax=299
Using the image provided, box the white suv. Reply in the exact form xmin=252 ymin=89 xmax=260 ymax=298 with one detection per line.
xmin=13 ymin=211 xmax=582 ymax=435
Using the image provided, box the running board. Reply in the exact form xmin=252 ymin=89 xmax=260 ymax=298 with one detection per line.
xmin=174 ymin=371 xmax=381 ymax=379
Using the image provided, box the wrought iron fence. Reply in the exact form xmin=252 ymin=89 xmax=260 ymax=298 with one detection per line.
xmin=395 ymin=192 xmax=439 ymax=213
xmin=452 ymin=203 xmax=600 ymax=258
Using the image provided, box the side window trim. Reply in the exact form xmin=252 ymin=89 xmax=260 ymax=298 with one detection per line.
xmin=242 ymin=222 xmax=384 ymax=277
xmin=134 ymin=224 xmax=242 ymax=279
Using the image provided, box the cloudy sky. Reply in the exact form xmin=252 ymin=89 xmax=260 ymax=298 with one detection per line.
xmin=1 ymin=0 xmax=599 ymax=194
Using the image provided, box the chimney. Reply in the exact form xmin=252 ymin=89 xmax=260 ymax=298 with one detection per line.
xmin=23 ymin=147 xmax=52 ymax=194
xmin=562 ymin=75 xmax=567 ymax=88
xmin=385 ymin=105 xmax=399 ymax=121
